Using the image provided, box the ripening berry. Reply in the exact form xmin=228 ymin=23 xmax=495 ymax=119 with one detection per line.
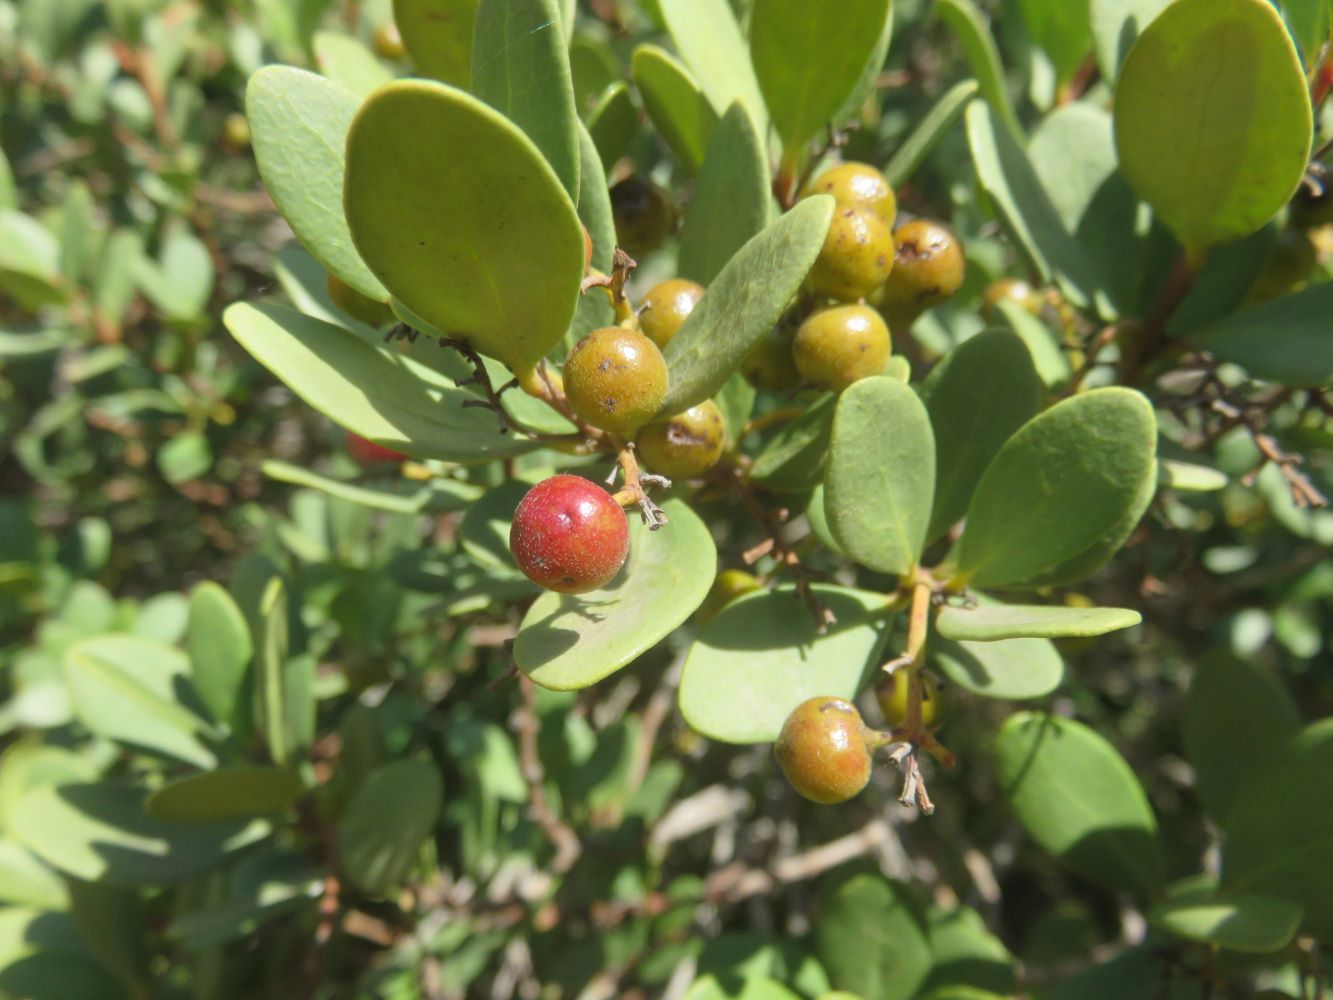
xmin=639 ymin=279 xmax=704 ymax=349
xmin=610 ymin=177 xmax=674 ymax=254
xmin=563 ymin=326 xmax=669 ymax=434
xmin=775 ymin=696 xmax=874 ymax=804
xmin=741 ymin=329 xmax=802 ymax=391
xmin=635 ymin=400 xmax=726 ymax=479
xmin=372 ymin=22 xmax=407 ymax=60
xmin=509 ymin=475 xmax=630 ymax=593
xmin=792 ymin=304 xmax=891 ymax=392
xmin=877 ymin=670 xmax=945 ymax=729
xmin=981 ymin=277 xmax=1043 ymax=323
xmin=327 ymin=273 xmax=396 ymax=327
xmin=808 ymin=207 xmax=896 ymax=302
xmin=223 ymin=112 xmax=251 ymax=149
xmin=696 ymin=569 xmax=761 ymax=626
xmin=803 ymin=162 xmax=896 ymax=225
xmin=583 ymin=225 xmax=594 ymax=274
xmin=878 ymin=219 xmax=965 ymax=314
xmin=346 ymin=431 xmax=407 ymax=466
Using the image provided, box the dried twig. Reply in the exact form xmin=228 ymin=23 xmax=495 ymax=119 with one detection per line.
xmin=514 ymin=676 xmax=581 ymax=874
xmin=734 ymin=473 xmax=834 ymax=632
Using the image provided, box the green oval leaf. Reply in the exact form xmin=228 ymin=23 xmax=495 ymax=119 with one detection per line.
xmin=471 ymin=0 xmax=580 ymax=201
xmin=631 ymin=44 xmax=719 ymax=173
xmin=995 ymin=712 xmax=1164 ymax=897
xmin=1017 ymin=0 xmax=1091 ymax=82
xmin=1090 ymin=0 xmax=1173 ymax=80
xmin=749 ymin=394 xmax=836 ymax=493
xmin=679 ymin=102 xmax=771 ymax=287
xmin=515 ymin=499 xmax=716 ymax=690
xmin=661 ymin=0 xmax=768 ymax=129
xmin=937 ymin=0 xmax=1022 ymax=140
xmin=965 ymin=100 xmax=1104 ymax=312
xmin=312 ymin=31 xmax=392 ymax=98
xmin=587 ymin=82 xmax=638 ymax=171
xmin=338 ymin=760 xmax=443 ymax=896
xmin=246 ymin=67 xmax=387 ymax=302
xmin=1182 ymin=652 xmax=1300 ymax=825
xmin=679 ymin=585 xmax=892 ymax=744
xmin=884 ymin=78 xmax=978 ymax=188
xmin=922 ymin=905 xmax=1017 ymax=996
xmin=1185 ymin=280 xmax=1333 ymax=387
xmin=956 ymin=388 xmax=1157 ymax=589
xmin=817 ymin=873 xmax=932 ymax=1000
xmin=0 ymin=840 xmax=68 ymax=910
xmin=825 ymin=377 xmax=935 ymax=575
xmin=186 ymin=581 xmax=252 ymax=734
xmin=146 ymin=767 xmax=305 ymax=823
xmin=1222 ymin=718 xmax=1333 ymax=939
xmin=936 ymin=603 xmax=1140 ymax=641
xmin=457 ymin=479 xmax=538 ymax=576
xmin=932 ymin=634 xmax=1063 ymax=701
xmin=224 ymin=301 xmax=535 ymax=461
xmin=262 ymin=459 xmax=477 ymax=515
xmin=919 ymin=330 xmax=1042 ymax=544
xmin=64 ymin=636 xmax=215 ymax=768
xmin=9 ymin=783 xmax=268 ymax=887
xmin=1113 ymin=0 xmax=1313 ymax=254
xmin=393 ymin=0 xmax=477 ymax=87
xmin=1149 ymin=889 xmax=1303 ymax=954
xmin=344 ymin=79 xmax=584 ymax=376
xmin=661 ymin=195 xmax=833 ymax=413
xmin=749 ymin=0 xmax=891 ymax=153
xmin=575 ymin=121 xmax=617 ymax=275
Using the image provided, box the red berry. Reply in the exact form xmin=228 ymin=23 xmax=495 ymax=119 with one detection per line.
xmin=345 ymin=431 xmax=406 ymax=466
xmin=509 ymin=475 xmax=630 ymax=594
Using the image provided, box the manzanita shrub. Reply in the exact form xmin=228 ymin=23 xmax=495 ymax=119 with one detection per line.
xmin=1 ymin=0 xmax=1332 ymax=997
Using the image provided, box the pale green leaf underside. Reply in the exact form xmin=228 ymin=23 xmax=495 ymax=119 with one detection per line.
xmin=679 ymin=586 xmax=892 ymax=745
xmin=186 ymin=581 xmax=252 ymax=732
xmin=224 ymin=301 xmax=534 ymax=462
xmin=825 ymin=377 xmax=935 ymax=575
xmin=661 ymin=195 xmax=833 ymax=413
xmin=245 ymin=67 xmax=387 ymax=301
xmin=1089 ymin=0 xmax=1173 ymax=80
xmin=937 ymin=0 xmax=1022 ymax=140
xmin=1113 ymin=0 xmax=1312 ymax=253
xmin=995 ymin=712 xmax=1164 ymax=897
xmin=312 ymin=31 xmax=392 ymax=98
xmin=515 ymin=500 xmax=716 ymax=690
xmin=344 ymin=79 xmax=584 ymax=375
xmin=936 ymin=603 xmax=1141 ymax=641
xmin=884 ymin=78 xmax=978 ymax=188
xmin=957 ymin=387 xmax=1157 ymax=588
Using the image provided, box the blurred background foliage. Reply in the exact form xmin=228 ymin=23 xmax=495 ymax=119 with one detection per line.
xmin=0 ymin=0 xmax=1330 ymax=998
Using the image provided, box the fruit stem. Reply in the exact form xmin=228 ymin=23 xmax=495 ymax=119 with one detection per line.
xmin=610 ymin=440 xmax=671 ymax=529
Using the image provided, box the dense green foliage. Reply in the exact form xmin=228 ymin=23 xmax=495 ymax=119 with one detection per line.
xmin=1 ymin=0 xmax=1331 ymax=998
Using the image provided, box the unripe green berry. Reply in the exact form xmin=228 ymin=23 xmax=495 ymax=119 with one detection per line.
xmin=610 ymin=176 xmax=674 ymax=254
xmin=563 ymin=326 xmax=669 ymax=434
xmin=639 ymin=278 xmax=704 ymax=349
xmin=1245 ymin=227 xmax=1317 ymax=305
xmin=635 ymin=400 xmax=726 ymax=479
xmin=509 ymin=475 xmax=629 ymax=593
xmin=696 ymin=568 xmax=761 ymax=626
xmin=877 ymin=670 xmax=945 ymax=729
xmin=775 ymin=696 xmax=875 ymax=804
xmin=879 ymin=219 xmax=966 ymax=313
xmin=327 ymin=273 xmax=396 ymax=327
xmin=980 ymin=277 xmax=1042 ymax=323
xmin=803 ymin=161 xmax=896 ymax=225
xmin=741 ymin=329 xmax=802 ymax=391
xmin=792 ymin=304 xmax=891 ymax=392
xmin=372 ymin=22 xmax=407 ymax=60
xmin=223 ymin=112 xmax=250 ymax=149
xmin=808 ymin=207 xmax=896 ymax=302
